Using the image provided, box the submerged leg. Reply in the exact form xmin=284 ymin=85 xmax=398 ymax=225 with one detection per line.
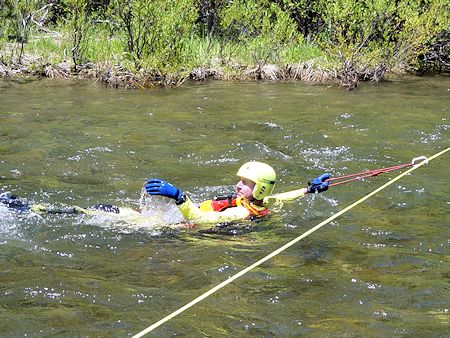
xmin=32 ymin=204 xmax=120 ymax=215
xmin=30 ymin=203 xmax=120 ymax=215
xmin=31 ymin=204 xmax=85 ymax=214
xmin=1 ymin=191 xmax=121 ymax=215
xmin=90 ymin=204 xmax=120 ymax=214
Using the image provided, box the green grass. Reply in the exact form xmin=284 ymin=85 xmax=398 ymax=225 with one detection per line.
xmin=1 ymin=25 xmax=333 ymax=83
xmin=281 ymin=43 xmax=325 ymax=64
xmin=26 ymin=34 xmax=70 ymax=63
xmin=160 ymin=34 xmax=327 ymax=70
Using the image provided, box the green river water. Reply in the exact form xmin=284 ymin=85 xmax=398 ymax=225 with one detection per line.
xmin=0 ymin=76 xmax=449 ymax=337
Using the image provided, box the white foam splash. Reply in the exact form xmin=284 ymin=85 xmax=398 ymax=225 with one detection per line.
xmin=0 ymin=205 xmax=19 ymax=236
xmin=139 ymin=190 xmax=184 ymax=226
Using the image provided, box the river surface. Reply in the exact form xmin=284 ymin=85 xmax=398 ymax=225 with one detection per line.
xmin=0 ymin=76 xmax=449 ymax=337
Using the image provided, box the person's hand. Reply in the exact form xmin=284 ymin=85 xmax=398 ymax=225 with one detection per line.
xmin=145 ymin=179 xmax=184 ymax=203
xmin=307 ymin=173 xmax=330 ymax=194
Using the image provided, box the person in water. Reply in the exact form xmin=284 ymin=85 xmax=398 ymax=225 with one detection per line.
xmin=1 ymin=161 xmax=329 ymax=226
xmin=144 ymin=161 xmax=329 ymax=224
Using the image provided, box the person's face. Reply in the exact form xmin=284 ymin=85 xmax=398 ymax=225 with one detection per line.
xmin=235 ymin=177 xmax=255 ymax=199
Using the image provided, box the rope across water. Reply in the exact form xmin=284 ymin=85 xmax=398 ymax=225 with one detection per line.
xmin=132 ymin=147 xmax=449 ymax=337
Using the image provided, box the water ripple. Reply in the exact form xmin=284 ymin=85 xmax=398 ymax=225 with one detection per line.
xmin=68 ymin=146 xmax=113 ymax=161
xmin=299 ymin=146 xmax=354 ymax=171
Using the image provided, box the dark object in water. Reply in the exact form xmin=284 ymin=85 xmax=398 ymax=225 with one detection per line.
xmin=0 ymin=192 xmax=29 ymax=211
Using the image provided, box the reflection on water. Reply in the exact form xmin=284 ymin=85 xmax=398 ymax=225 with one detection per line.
xmin=0 ymin=76 xmax=449 ymax=336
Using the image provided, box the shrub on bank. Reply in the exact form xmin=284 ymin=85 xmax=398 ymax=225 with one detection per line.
xmin=0 ymin=0 xmax=448 ymax=88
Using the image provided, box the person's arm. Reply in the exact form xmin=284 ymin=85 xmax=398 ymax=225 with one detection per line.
xmin=263 ymin=188 xmax=307 ymax=203
xmin=144 ymin=178 xmax=250 ymax=225
xmin=262 ymin=173 xmax=330 ymax=204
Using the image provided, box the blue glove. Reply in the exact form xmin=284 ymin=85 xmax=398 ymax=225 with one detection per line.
xmin=307 ymin=173 xmax=330 ymax=194
xmin=144 ymin=178 xmax=184 ymax=203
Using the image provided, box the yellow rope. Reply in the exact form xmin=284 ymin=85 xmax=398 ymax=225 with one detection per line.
xmin=132 ymin=147 xmax=449 ymax=337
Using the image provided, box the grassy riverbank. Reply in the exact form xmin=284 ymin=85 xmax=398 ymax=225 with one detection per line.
xmin=1 ymin=31 xmax=331 ymax=87
xmin=1 ymin=0 xmax=448 ymax=89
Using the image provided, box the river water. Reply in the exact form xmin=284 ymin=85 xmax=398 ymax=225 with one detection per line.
xmin=0 ymin=76 xmax=449 ymax=337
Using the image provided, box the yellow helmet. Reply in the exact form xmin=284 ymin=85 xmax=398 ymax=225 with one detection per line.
xmin=236 ymin=161 xmax=276 ymax=200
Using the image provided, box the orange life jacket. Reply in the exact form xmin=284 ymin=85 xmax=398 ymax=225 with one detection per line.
xmin=201 ymin=195 xmax=270 ymax=218
xmin=210 ymin=195 xmax=237 ymax=211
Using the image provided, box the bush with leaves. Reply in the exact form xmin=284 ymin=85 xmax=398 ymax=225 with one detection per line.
xmin=278 ymin=0 xmax=326 ymax=38
xmin=59 ymin=0 xmax=92 ymax=67
xmin=418 ymin=29 xmax=450 ymax=72
xmin=220 ymin=0 xmax=300 ymax=65
xmin=108 ymin=0 xmax=197 ymax=70
xmin=0 ymin=0 xmax=47 ymax=63
xmin=317 ymin=0 xmax=449 ymax=86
